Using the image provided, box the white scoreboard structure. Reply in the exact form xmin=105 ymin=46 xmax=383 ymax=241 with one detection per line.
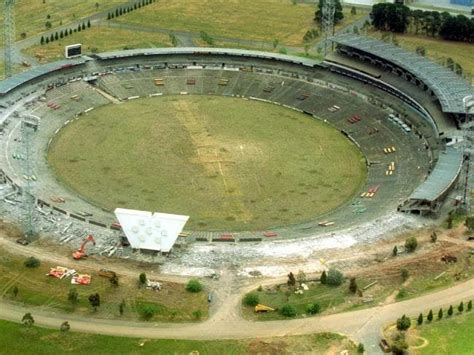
xmin=114 ymin=208 xmax=189 ymax=253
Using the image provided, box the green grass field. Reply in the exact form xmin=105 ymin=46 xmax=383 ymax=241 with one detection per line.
xmin=413 ymin=311 xmax=474 ymax=354
xmin=0 ymin=0 xmax=130 ymax=42
xmin=0 ymin=246 xmax=208 ymax=322
xmin=24 ymin=26 xmax=172 ymax=63
xmin=113 ymin=0 xmax=316 ymax=46
xmin=47 ymin=96 xmax=366 ymax=231
xmin=0 ymin=320 xmax=357 ymax=355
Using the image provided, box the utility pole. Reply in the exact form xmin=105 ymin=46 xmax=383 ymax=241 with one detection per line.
xmin=321 ymin=0 xmax=335 ymax=57
xmin=4 ymin=0 xmax=16 ymax=78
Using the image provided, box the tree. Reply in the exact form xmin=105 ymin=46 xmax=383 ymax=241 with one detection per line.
xmin=22 ymin=313 xmax=34 ymax=327
xmin=430 ymin=231 xmax=437 ymax=243
xmin=417 ymin=313 xmax=423 ymax=325
xmin=68 ymin=288 xmax=78 ymax=304
xmin=370 ymin=3 xmax=410 ymax=33
xmin=139 ymin=272 xmax=147 ymax=286
xmin=54 ymin=32 xmax=59 ymax=40
xmin=110 ymin=274 xmax=119 ymax=286
xmin=405 ymin=236 xmax=418 ymax=253
xmin=315 ymin=0 xmax=344 ymax=26
xmin=396 ymin=314 xmax=411 ymax=331
xmin=287 ymin=272 xmax=296 ymax=287
xmin=357 ymin=343 xmax=364 ymax=354
xmin=107 ymin=12 xmax=111 ymax=20
xmin=69 ymin=29 xmax=73 ymax=35
xmin=391 ymin=333 xmax=408 ymax=355
xmin=119 ymin=300 xmax=125 ymax=316
xmin=82 ymin=23 xmax=86 ymax=30
xmin=87 ymin=19 xmax=91 ymax=28
xmin=50 ymin=33 xmax=54 ymax=42
xmin=88 ymin=293 xmax=101 ymax=311
xmin=40 ymin=36 xmax=45 ymax=45
xmin=59 ymin=30 xmax=64 ymax=39
xmin=296 ymin=270 xmax=307 ymax=285
xmin=45 ymin=21 xmax=52 ymax=29
xmin=186 ymin=279 xmax=203 ymax=293
xmin=458 ymin=301 xmax=464 ymax=313
xmin=349 ymin=277 xmax=358 ymax=293
xmin=320 ymin=270 xmax=327 ymax=284
xmin=468 ymin=300 xmax=472 ymax=311
xmin=448 ymin=305 xmax=453 ymax=316
xmin=243 ymin=292 xmax=259 ymax=307
xmin=60 ymin=321 xmax=70 ymax=332
xmin=13 ymin=286 xmax=19 ymax=298
xmin=351 ymin=6 xmax=357 ymax=15
xmin=306 ymin=303 xmax=321 ymax=314
xmin=427 ymin=309 xmax=433 ymax=322
xmin=465 ymin=216 xmax=474 ymax=231
xmin=280 ymin=304 xmax=297 ymax=317
xmin=45 ymin=37 xmax=50 ymax=44
xmin=95 ymin=2 xmax=100 ymax=10
xmin=401 ymin=269 xmax=409 ymax=281
xmin=272 ymin=38 xmax=279 ymax=50
xmin=438 ymin=308 xmax=443 ymax=319
xmin=393 ymin=245 xmax=398 ymax=257
xmin=24 ymin=257 xmax=40 ymax=268
xmin=446 ymin=212 xmax=454 ymax=228
xmin=326 ymin=268 xmax=344 ymax=286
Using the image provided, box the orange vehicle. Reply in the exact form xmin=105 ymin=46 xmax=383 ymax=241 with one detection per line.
xmin=72 ymin=234 xmax=96 ymax=260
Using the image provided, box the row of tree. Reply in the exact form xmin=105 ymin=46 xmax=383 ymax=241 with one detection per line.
xmin=371 ymin=3 xmax=474 ymax=42
xmin=107 ymin=0 xmax=156 ymax=20
xmin=40 ymin=20 xmax=91 ymax=45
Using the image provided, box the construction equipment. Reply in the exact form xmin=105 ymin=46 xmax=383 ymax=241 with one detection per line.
xmin=254 ymin=304 xmax=275 ymax=313
xmin=72 ymin=234 xmax=96 ymax=260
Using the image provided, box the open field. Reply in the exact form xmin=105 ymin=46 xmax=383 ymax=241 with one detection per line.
xmin=24 ymin=26 xmax=172 ymax=63
xmin=0 ymin=246 xmax=208 ymax=322
xmin=113 ymin=0 xmax=316 ymax=46
xmin=369 ymin=31 xmax=474 ymax=79
xmin=413 ymin=311 xmax=474 ymax=354
xmin=0 ymin=320 xmax=357 ymax=355
xmin=0 ymin=0 xmax=130 ymax=42
xmin=47 ymin=95 xmax=366 ymax=231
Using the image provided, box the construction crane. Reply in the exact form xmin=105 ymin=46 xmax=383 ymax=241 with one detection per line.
xmin=72 ymin=234 xmax=96 ymax=260
xmin=4 ymin=0 xmax=16 ymax=78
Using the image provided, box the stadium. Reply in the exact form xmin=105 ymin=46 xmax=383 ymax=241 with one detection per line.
xmin=0 ymin=7 xmax=474 ymax=350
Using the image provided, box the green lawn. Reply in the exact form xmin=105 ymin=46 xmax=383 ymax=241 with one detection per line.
xmin=24 ymin=26 xmax=172 ymax=63
xmin=0 ymin=0 xmax=131 ymax=42
xmin=0 ymin=247 xmax=208 ymax=322
xmin=413 ymin=311 xmax=474 ymax=354
xmin=0 ymin=319 xmax=357 ymax=355
xmin=47 ymin=95 xmax=366 ymax=231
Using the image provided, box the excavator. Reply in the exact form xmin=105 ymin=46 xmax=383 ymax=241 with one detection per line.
xmin=72 ymin=234 xmax=96 ymax=260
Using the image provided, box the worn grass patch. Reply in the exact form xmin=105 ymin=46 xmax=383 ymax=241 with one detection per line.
xmin=47 ymin=95 xmax=366 ymax=231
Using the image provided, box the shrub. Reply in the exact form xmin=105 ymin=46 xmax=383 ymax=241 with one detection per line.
xmin=448 ymin=305 xmax=453 ymax=316
xmin=320 ymin=270 xmax=327 ymax=284
xmin=405 ymin=237 xmax=418 ymax=253
xmin=349 ymin=277 xmax=358 ymax=293
xmin=326 ymin=268 xmax=344 ymax=286
xmin=417 ymin=313 xmax=423 ymax=325
xmin=401 ymin=269 xmax=409 ymax=281
xmin=140 ymin=305 xmax=155 ymax=320
xmin=280 ymin=304 xmax=297 ymax=317
xmin=192 ymin=310 xmax=202 ymax=320
xmin=468 ymin=300 xmax=472 ymax=311
xmin=458 ymin=301 xmax=464 ymax=313
xmin=396 ymin=288 xmax=408 ymax=299
xmin=306 ymin=303 xmax=321 ymax=315
xmin=139 ymin=272 xmax=147 ymax=286
xmin=243 ymin=292 xmax=259 ymax=307
xmin=396 ymin=315 xmax=411 ymax=331
xmin=427 ymin=309 xmax=433 ymax=322
xmin=357 ymin=343 xmax=364 ymax=354
xmin=392 ymin=245 xmax=398 ymax=256
xmin=186 ymin=279 xmax=203 ymax=293
xmin=24 ymin=257 xmax=40 ymax=268
xmin=68 ymin=288 xmax=78 ymax=304
xmin=438 ymin=308 xmax=443 ymax=319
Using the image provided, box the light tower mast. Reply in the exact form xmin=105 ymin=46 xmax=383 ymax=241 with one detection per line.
xmin=321 ymin=0 xmax=335 ymax=57
xmin=4 ymin=0 xmax=16 ymax=78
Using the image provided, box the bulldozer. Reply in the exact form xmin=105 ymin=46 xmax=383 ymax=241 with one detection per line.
xmin=72 ymin=234 xmax=96 ymax=260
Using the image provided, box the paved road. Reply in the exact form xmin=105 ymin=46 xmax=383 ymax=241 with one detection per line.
xmin=1 ymin=276 xmax=473 ymax=353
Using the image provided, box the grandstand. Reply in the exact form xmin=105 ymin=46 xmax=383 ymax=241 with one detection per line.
xmin=0 ymin=45 xmax=467 ymax=240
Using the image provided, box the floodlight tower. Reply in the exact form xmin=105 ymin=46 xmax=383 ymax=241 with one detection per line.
xmin=3 ymin=0 xmax=16 ymax=78
xmin=321 ymin=0 xmax=335 ymax=57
